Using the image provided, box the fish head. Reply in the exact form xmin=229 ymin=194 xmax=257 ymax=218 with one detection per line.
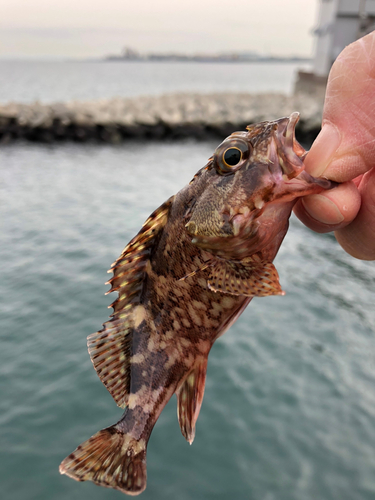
xmin=185 ymin=112 xmax=335 ymax=260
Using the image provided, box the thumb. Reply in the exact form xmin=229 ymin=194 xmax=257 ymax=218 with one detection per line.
xmin=306 ymin=31 xmax=375 ymax=182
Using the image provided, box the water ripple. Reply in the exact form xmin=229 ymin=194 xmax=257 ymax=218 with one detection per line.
xmin=1 ymin=142 xmax=374 ymax=500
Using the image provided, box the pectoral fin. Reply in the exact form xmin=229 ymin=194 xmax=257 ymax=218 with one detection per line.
xmin=176 ymin=359 xmax=208 ymax=444
xmin=208 ymin=259 xmax=284 ymax=297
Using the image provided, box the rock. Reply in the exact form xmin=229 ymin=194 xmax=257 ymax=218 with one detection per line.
xmin=0 ymin=93 xmax=323 ymax=143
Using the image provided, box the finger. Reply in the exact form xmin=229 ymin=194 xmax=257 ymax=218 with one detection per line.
xmin=293 ymin=181 xmax=361 ymax=233
xmin=352 ymin=174 xmax=363 ymax=188
xmin=335 ymin=168 xmax=375 ymax=260
xmin=304 ymin=32 xmax=375 ymax=182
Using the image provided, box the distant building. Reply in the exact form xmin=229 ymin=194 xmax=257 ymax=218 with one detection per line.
xmin=313 ymin=0 xmax=375 ymax=77
xmin=295 ymin=0 xmax=375 ymax=97
xmin=121 ymin=47 xmax=141 ymax=60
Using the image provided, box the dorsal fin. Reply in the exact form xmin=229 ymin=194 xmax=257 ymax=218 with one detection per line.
xmin=208 ymin=258 xmax=285 ymax=297
xmin=87 ymin=196 xmax=174 ymax=408
xmin=176 ymin=358 xmax=208 ymax=444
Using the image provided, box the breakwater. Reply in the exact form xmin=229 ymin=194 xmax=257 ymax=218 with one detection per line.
xmin=0 ymin=92 xmax=323 ymax=144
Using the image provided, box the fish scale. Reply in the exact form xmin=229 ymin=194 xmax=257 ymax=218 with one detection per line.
xmin=60 ymin=113 xmax=336 ymax=495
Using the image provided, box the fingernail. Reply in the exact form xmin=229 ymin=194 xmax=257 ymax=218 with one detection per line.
xmin=309 ymin=122 xmax=341 ymax=177
xmin=302 ymin=195 xmax=344 ymax=225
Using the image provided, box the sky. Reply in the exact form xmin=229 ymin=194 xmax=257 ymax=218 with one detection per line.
xmin=0 ymin=0 xmax=318 ymax=59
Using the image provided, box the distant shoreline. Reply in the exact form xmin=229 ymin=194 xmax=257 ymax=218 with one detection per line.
xmin=104 ymin=48 xmax=311 ymax=64
xmin=0 ymin=57 xmax=312 ymax=65
xmin=104 ymin=56 xmax=312 ymax=64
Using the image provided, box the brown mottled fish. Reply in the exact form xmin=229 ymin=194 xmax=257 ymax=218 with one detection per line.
xmin=60 ymin=113 xmax=335 ymax=495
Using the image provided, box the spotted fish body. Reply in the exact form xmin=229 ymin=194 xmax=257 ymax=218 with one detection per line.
xmin=60 ymin=113 xmax=335 ymax=495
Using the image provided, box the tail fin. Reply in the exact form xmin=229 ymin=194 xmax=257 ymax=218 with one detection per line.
xmin=59 ymin=426 xmax=147 ymax=496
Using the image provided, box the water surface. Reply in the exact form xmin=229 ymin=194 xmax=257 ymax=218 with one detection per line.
xmin=0 ymin=60 xmax=309 ymax=104
xmin=1 ymin=141 xmax=375 ymax=500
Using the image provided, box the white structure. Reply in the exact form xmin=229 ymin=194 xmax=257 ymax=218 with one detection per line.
xmin=313 ymin=0 xmax=375 ymax=77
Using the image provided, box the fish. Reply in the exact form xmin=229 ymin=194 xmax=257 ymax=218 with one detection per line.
xmin=59 ymin=112 xmax=336 ymax=495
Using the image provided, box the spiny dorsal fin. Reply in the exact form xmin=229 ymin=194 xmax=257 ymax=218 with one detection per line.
xmin=87 ymin=196 xmax=174 ymax=408
xmin=208 ymin=258 xmax=284 ymax=297
xmin=176 ymin=358 xmax=208 ymax=444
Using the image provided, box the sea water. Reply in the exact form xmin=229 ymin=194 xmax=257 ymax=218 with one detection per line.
xmin=1 ymin=140 xmax=375 ymax=500
xmin=0 ymin=60 xmax=307 ymax=104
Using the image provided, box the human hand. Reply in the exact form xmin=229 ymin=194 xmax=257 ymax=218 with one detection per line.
xmin=294 ymin=31 xmax=375 ymax=260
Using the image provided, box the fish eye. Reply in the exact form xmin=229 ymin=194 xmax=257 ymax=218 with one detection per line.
xmin=223 ymin=147 xmax=242 ymax=168
xmin=214 ymin=139 xmax=249 ymax=175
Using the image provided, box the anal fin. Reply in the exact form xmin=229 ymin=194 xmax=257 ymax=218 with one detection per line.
xmin=208 ymin=259 xmax=285 ymax=297
xmin=176 ymin=359 xmax=208 ymax=444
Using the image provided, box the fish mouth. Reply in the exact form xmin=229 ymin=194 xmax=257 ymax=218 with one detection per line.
xmin=273 ymin=113 xmax=337 ymax=194
xmin=274 ymin=112 xmax=306 ymax=179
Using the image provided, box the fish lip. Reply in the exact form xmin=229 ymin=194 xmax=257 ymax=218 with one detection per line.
xmin=275 ymin=112 xmax=306 ymax=178
xmin=275 ymin=112 xmax=299 ymax=143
